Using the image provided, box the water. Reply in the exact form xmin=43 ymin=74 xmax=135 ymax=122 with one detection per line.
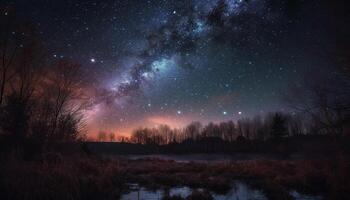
xmin=121 ymin=182 xmax=324 ymax=200
xmin=121 ymin=181 xmax=267 ymax=200
xmin=290 ymin=190 xmax=323 ymax=200
xmin=120 ymin=187 xmax=162 ymax=200
xmin=213 ymin=182 xmax=267 ymax=200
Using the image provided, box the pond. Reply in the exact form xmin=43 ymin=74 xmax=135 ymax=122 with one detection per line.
xmin=120 ymin=181 xmax=268 ymax=200
xmin=290 ymin=190 xmax=323 ymax=200
xmin=120 ymin=181 xmax=323 ymax=200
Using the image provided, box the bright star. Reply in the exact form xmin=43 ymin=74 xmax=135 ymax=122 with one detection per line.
xmin=90 ymin=58 xmax=96 ymax=63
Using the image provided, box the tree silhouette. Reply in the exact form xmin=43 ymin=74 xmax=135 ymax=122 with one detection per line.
xmin=97 ymin=131 xmax=107 ymax=142
xmin=109 ymin=132 xmax=115 ymax=142
xmin=270 ymin=113 xmax=288 ymax=139
xmin=0 ymin=6 xmax=18 ymax=106
xmin=0 ymin=93 xmax=30 ymax=144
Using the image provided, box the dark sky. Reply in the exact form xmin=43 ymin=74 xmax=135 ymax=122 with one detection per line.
xmin=5 ymin=0 xmax=349 ymax=136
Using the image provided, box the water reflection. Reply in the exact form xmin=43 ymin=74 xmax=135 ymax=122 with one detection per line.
xmin=213 ymin=181 xmax=267 ymax=200
xmin=121 ymin=181 xmax=325 ymax=200
xmin=290 ymin=190 xmax=323 ymax=200
xmin=121 ymin=181 xmax=267 ymax=200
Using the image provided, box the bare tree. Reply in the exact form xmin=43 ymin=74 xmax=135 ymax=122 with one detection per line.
xmin=0 ymin=6 xmax=24 ymax=105
xmin=220 ymin=121 xmax=236 ymax=142
xmin=237 ymin=118 xmax=252 ymax=140
xmin=270 ymin=112 xmax=288 ymax=139
xmin=11 ymin=38 xmax=44 ymax=101
xmin=284 ymin=70 xmax=350 ymax=136
xmin=116 ymin=135 xmax=129 ymax=143
xmin=30 ymin=60 xmax=88 ymax=142
xmin=286 ymin=113 xmax=305 ymax=136
xmin=251 ymin=115 xmax=263 ymax=140
xmin=109 ymin=132 xmax=115 ymax=142
xmin=158 ymin=124 xmax=172 ymax=144
xmin=0 ymin=9 xmax=46 ymax=143
xmin=184 ymin=121 xmax=202 ymax=140
xmin=131 ymin=128 xmax=143 ymax=144
xmin=97 ymin=131 xmax=107 ymax=142
xmin=0 ymin=6 xmax=38 ymax=106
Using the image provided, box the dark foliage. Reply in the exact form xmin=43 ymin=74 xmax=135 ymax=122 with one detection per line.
xmin=0 ymin=93 xmax=31 ymax=144
xmin=270 ymin=113 xmax=288 ymax=139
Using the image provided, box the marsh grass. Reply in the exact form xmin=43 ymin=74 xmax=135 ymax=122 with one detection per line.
xmin=0 ymin=154 xmax=349 ymax=200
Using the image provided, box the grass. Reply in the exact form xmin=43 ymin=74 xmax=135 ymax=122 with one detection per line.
xmin=0 ymin=154 xmax=349 ymax=200
xmin=0 ymin=155 xmax=126 ymax=200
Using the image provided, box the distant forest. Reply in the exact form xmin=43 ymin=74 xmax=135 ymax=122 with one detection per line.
xmin=98 ymin=106 xmax=350 ymax=145
xmin=97 ymin=112 xmax=311 ymax=143
xmin=90 ymin=111 xmax=350 ymax=155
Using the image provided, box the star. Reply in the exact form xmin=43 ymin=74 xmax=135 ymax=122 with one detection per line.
xmin=13 ymin=0 xmax=339 ymax=139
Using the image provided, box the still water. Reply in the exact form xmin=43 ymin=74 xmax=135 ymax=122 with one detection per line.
xmin=120 ymin=181 xmax=323 ymax=200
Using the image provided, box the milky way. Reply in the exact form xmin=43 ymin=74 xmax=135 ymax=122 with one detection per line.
xmin=9 ymin=0 xmax=347 ymax=136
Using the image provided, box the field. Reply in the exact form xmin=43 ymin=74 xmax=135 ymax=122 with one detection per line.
xmin=1 ymin=152 xmax=349 ymax=200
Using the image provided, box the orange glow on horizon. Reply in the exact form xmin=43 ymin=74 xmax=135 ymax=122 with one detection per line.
xmin=147 ymin=116 xmax=189 ymax=128
xmin=86 ymin=114 xmax=195 ymax=140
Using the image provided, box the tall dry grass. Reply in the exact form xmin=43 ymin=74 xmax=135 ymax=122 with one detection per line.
xmin=0 ymin=155 xmax=349 ymax=200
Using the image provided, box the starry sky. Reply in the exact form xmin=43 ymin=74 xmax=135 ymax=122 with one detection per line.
xmin=6 ymin=0 xmax=349 ymax=137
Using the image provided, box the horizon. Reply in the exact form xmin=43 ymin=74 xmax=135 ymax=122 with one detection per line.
xmin=87 ymin=110 xmax=292 ymax=140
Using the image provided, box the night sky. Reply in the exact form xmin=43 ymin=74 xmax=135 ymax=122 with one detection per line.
xmin=6 ymin=0 xmax=349 ymax=136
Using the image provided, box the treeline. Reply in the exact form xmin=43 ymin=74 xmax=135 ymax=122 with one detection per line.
xmin=113 ymin=67 xmax=350 ymax=146
xmin=118 ymin=58 xmax=350 ymax=146
xmin=0 ymin=8 xmax=87 ymax=154
xmin=110 ymin=112 xmax=315 ymax=145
